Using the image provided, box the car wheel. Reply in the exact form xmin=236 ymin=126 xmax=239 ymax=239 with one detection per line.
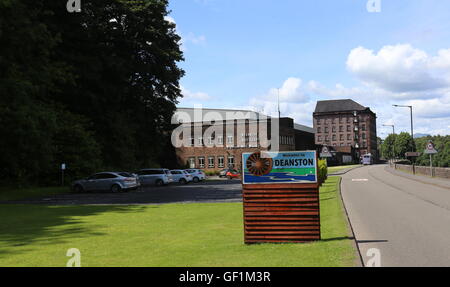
xmin=179 ymin=178 xmax=187 ymax=184
xmin=111 ymin=184 xmax=122 ymax=193
xmin=193 ymin=177 xmax=199 ymax=183
xmin=155 ymin=179 xmax=164 ymax=187
xmin=73 ymin=184 xmax=84 ymax=193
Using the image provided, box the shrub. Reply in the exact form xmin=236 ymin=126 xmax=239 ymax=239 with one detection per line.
xmin=318 ymin=159 xmax=328 ymax=184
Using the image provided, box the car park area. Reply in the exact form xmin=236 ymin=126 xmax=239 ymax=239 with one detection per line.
xmin=4 ymin=180 xmax=242 ymax=206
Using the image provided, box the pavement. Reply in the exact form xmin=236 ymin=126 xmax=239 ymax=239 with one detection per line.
xmin=2 ymin=180 xmax=243 ymax=205
xmin=341 ymin=164 xmax=450 ymax=267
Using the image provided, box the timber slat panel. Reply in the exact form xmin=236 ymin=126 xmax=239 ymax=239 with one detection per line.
xmin=245 ymin=221 xmax=319 ymax=226
xmin=243 ymin=182 xmax=320 ymax=244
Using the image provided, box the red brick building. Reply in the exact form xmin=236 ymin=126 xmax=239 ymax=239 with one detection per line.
xmin=313 ymin=99 xmax=378 ymax=161
xmin=172 ymin=108 xmax=315 ymax=172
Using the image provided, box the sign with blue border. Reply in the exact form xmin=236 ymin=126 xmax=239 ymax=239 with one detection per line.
xmin=242 ymin=151 xmax=317 ymax=184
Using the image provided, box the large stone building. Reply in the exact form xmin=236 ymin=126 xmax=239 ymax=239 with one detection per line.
xmin=313 ymin=99 xmax=378 ymax=160
xmin=172 ymin=108 xmax=315 ymax=171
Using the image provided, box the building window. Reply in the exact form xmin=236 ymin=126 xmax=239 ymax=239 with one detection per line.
xmin=332 ymin=126 xmax=336 ymax=132
xmin=340 ymin=134 xmax=344 ymax=141
xmin=325 ymin=135 xmax=329 ymax=142
xmin=198 ymin=137 xmax=203 ymax=146
xmin=227 ymin=135 xmax=233 ymax=144
xmin=317 ymin=127 xmax=321 ymax=133
xmin=198 ymin=157 xmax=205 ymax=168
xmin=228 ymin=156 xmax=234 ymax=168
xmin=316 ymin=119 xmax=321 ymax=125
xmin=332 ymin=134 xmax=336 ymax=141
xmin=188 ymin=157 xmax=195 ymax=168
xmin=339 ymin=126 xmax=343 ymax=132
xmin=362 ymin=124 xmax=366 ymax=131
xmin=347 ymin=125 xmax=351 ymax=132
xmin=362 ymin=133 xmax=366 ymax=139
xmin=218 ymin=156 xmax=224 ymax=168
xmin=207 ymin=136 xmax=214 ymax=145
xmin=189 ymin=138 xmax=194 ymax=147
xmin=208 ymin=156 xmax=215 ymax=168
xmin=317 ymin=136 xmax=322 ymax=142
xmin=217 ymin=136 xmax=223 ymax=145
xmin=347 ymin=134 xmax=351 ymax=140
xmin=325 ymin=127 xmax=329 ymax=133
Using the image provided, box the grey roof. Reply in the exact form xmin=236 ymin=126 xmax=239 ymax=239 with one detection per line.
xmin=314 ymin=99 xmax=367 ymax=113
xmin=294 ymin=123 xmax=314 ymax=133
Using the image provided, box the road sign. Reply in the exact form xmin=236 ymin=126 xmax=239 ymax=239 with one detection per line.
xmin=242 ymin=151 xmax=317 ymax=184
xmin=320 ymin=146 xmax=332 ymax=158
xmin=424 ymin=141 xmax=438 ymax=154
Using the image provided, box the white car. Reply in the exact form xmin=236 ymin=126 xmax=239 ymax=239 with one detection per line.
xmin=170 ymin=170 xmax=192 ymax=184
xmin=185 ymin=169 xmax=206 ymax=183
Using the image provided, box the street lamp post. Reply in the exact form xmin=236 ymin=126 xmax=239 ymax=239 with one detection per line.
xmin=392 ymin=105 xmax=414 ymax=152
xmin=382 ymin=124 xmax=395 ymax=163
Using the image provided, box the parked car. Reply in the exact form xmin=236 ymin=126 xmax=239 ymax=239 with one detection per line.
xmin=170 ymin=170 xmax=192 ymax=184
xmin=219 ymin=168 xmax=234 ymax=178
xmin=72 ymin=172 xmax=139 ymax=193
xmin=225 ymin=169 xmax=240 ymax=180
xmin=137 ymin=168 xmax=171 ymax=186
xmin=185 ymin=169 xmax=206 ymax=182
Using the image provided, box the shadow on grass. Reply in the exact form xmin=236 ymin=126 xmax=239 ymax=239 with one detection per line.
xmin=0 ymin=204 xmax=148 ymax=258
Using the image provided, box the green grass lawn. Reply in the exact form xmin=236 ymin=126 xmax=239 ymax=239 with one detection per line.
xmin=328 ymin=164 xmax=361 ymax=174
xmin=0 ymin=186 xmax=69 ymax=202
xmin=0 ymin=176 xmax=356 ymax=267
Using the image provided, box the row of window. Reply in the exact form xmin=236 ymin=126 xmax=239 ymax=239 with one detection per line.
xmin=188 ymin=156 xmax=235 ymax=169
xmin=280 ymin=135 xmax=294 ymax=145
xmin=317 ymin=133 xmax=366 ymax=142
xmin=316 ymin=117 xmax=355 ymax=125
xmin=187 ymin=135 xmax=259 ymax=147
xmin=317 ymin=124 xmax=366 ymax=133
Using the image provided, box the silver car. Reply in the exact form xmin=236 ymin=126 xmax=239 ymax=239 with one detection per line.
xmin=72 ymin=172 xmax=139 ymax=193
xmin=137 ymin=168 xmax=171 ymax=186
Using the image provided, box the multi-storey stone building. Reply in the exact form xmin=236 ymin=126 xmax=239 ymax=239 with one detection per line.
xmin=172 ymin=108 xmax=315 ymax=172
xmin=313 ymin=99 xmax=378 ymax=160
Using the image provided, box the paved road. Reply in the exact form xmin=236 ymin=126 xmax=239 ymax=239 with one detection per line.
xmin=3 ymin=180 xmax=242 ymax=205
xmin=341 ymin=164 xmax=450 ymax=267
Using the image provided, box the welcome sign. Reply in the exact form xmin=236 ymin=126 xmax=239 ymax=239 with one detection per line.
xmin=242 ymin=151 xmax=317 ymax=184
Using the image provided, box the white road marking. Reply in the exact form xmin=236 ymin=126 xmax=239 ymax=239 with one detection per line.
xmin=352 ymin=179 xmax=369 ymax=182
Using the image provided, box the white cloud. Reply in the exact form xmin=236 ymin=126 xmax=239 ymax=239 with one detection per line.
xmin=181 ymin=86 xmax=210 ymax=101
xmin=246 ymin=74 xmax=450 ymax=136
xmin=347 ymin=44 xmax=450 ymax=93
xmin=164 ymin=15 xmax=206 ymax=51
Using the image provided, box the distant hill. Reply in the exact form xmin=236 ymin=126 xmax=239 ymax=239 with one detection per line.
xmin=414 ymin=133 xmax=431 ymax=138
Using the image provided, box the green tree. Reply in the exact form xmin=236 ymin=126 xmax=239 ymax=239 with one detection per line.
xmin=394 ymin=132 xmax=415 ymax=159
xmin=415 ymin=135 xmax=450 ymax=167
xmin=0 ymin=0 xmax=184 ymax=184
xmin=381 ymin=134 xmax=397 ymax=160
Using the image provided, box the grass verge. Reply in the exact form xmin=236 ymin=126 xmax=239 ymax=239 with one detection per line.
xmin=0 ymin=176 xmax=356 ymax=267
xmin=328 ymin=164 xmax=361 ymax=174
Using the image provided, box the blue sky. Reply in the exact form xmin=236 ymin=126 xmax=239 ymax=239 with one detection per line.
xmin=168 ymin=0 xmax=450 ymax=137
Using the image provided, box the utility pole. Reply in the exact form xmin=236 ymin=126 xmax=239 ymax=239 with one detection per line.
xmin=277 ymin=88 xmax=281 ymax=119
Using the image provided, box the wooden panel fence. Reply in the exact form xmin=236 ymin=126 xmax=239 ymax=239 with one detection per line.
xmin=242 ymin=183 xmax=320 ymax=244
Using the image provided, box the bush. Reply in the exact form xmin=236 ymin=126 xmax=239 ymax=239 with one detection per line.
xmin=205 ymin=170 xmax=219 ymax=176
xmin=318 ymin=159 xmax=328 ymax=184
